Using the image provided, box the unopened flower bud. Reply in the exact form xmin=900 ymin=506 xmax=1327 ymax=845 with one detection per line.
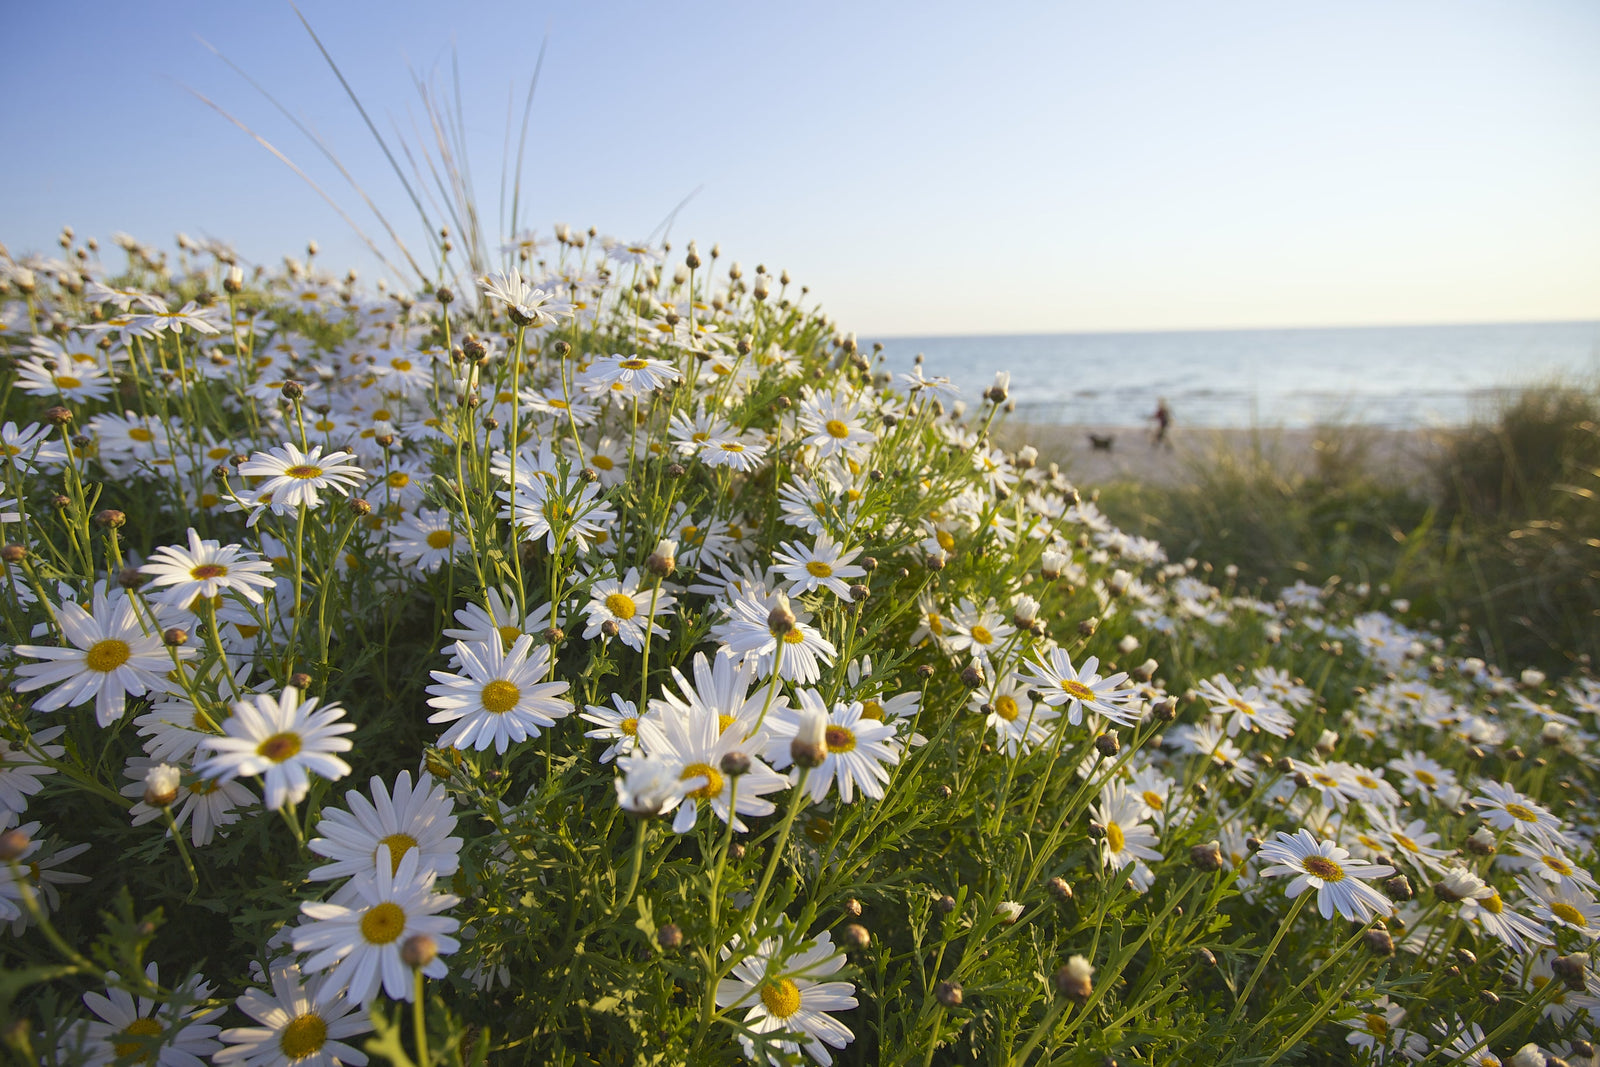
xmin=1107 ymin=569 xmax=1132 ymax=597
xmin=657 ymin=923 xmax=683 ymax=950
xmin=1364 ymin=927 xmax=1395 ymax=957
xmin=1465 ymin=827 xmax=1497 ymax=855
xmin=1046 ymin=876 xmax=1074 ymax=902
xmin=43 ymin=406 xmax=72 ymax=427
xmin=719 ymin=751 xmax=752 ymax=777
xmin=1382 ymin=874 xmax=1413 ymax=901
xmin=544 ymin=626 xmax=564 ymax=645
xmin=791 ymin=706 xmax=827 ymax=768
xmin=117 ymin=567 xmax=147 ymax=589
xmin=994 ymin=900 xmax=1023 ymax=925
xmin=766 ymin=593 xmax=796 ymax=636
xmin=163 ymin=627 xmax=188 ymax=647
xmin=93 ymin=508 xmax=126 ymax=528
xmin=554 ymin=340 xmax=571 ymax=357
xmin=960 ymin=662 xmax=985 ymax=689
xmin=224 ymin=266 xmax=245 ymax=293
xmin=935 ymin=893 xmax=957 ymax=914
xmin=1196 ymin=946 xmax=1217 ymax=967
xmin=401 ymin=934 xmax=438 ymax=968
xmin=347 ymin=498 xmax=372 ymax=517
xmin=435 ymin=286 xmax=454 ymax=305
xmin=985 ymin=371 xmax=1010 ymax=403
xmin=0 ymin=829 xmax=30 ymax=861
xmin=1315 ymin=729 xmax=1339 ymax=754
xmin=647 ymin=538 xmax=678 ymax=577
xmin=1095 ymin=732 xmax=1120 ymax=758
xmin=601 ymin=619 xmax=621 ymax=639
xmin=1153 ymin=697 xmax=1177 ymax=722
xmin=665 ymin=462 xmax=686 ymax=478
xmin=0 ymin=544 xmax=25 ymax=565
xmin=1040 ymin=550 xmax=1068 ymax=581
xmin=143 ymin=763 xmax=181 ymax=808
xmin=935 ymin=980 xmax=962 ymax=1007
xmin=1190 ymin=841 xmax=1224 ymax=872
xmin=1508 ymin=1045 xmax=1546 ymax=1067
xmin=281 ymin=380 xmax=304 ymax=401
xmin=1012 ymin=595 xmax=1041 ymax=630
xmin=1055 ymin=955 xmax=1094 ymax=1000
xmin=849 ymin=583 xmax=870 ymax=603
xmin=841 ymin=923 xmax=870 ymax=950
xmin=1077 ymin=618 xmax=1098 ymax=637
xmin=1552 ymin=953 xmax=1588 ymax=991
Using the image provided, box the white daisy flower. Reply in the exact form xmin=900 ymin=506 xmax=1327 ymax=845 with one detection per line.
xmin=796 ymin=391 xmax=875 ymax=460
xmin=236 ymin=443 xmax=366 ymax=525
xmin=292 ymin=846 xmax=461 ymax=1007
xmin=581 ymin=693 xmax=645 ymax=764
xmin=943 ymin=597 xmax=1015 ymax=666
xmin=1459 ymin=884 xmax=1554 ymax=955
xmin=1092 ymin=783 xmax=1163 ymax=873
xmin=582 ymin=567 xmax=676 ymax=651
xmin=579 ymin=354 xmax=682 ymax=396
xmin=1257 ymin=829 xmax=1394 ymax=922
xmin=308 ymin=771 xmax=461 ymax=887
xmin=715 ymin=924 xmax=857 ymax=1067
xmin=215 ymin=959 xmax=372 ymax=1067
xmin=0 ymin=420 xmax=67 ymax=471
xmin=1472 ymin=780 xmax=1573 ymax=848
xmin=713 ymin=588 xmax=837 ymax=685
xmin=0 ymin=821 xmax=90 ymax=928
xmin=386 ymin=508 xmax=465 ymax=573
xmin=66 ymin=962 xmax=222 ymax=1067
xmin=1022 ymin=649 xmax=1139 ymax=728
xmin=970 ymin=673 xmax=1056 ymax=757
xmin=628 ymin=697 xmax=788 ymax=835
xmin=772 ymin=532 xmax=866 ymax=600
xmin=13 ymin=587 xmax=192 ymax=727
xmin=766 ymin=691 xmax=900 ymax=804
xmin=1194 ymin=674 xmax=1295 ymax=738
xmin=1518 ymin=876 xmax=1600 ymax=940
xmin=0 ymin=725 xmax=65 ymax=821
xmin=479 ymin=268 xmax=570 ymax=327
xmin=14 ymin=352 xmax=114 ymax=403
xmin=140 ymin=528 xmax=278 ymax=609
xmin=425 ymin=635 xmax=574 ymax=754
xmin=196 ymin=687 xmax=355 ymax=810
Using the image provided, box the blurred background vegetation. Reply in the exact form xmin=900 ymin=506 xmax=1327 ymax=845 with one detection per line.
xmin=1024 ymin=384 xmax=1600 ymax=676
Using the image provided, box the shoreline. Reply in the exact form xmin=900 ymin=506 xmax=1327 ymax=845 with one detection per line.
xmin=998 ymin=422 xmax=1444 ymax=489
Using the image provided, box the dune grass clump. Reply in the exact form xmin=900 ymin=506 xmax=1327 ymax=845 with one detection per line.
xmin=0 ymin=233 xmax=1596 ymax=1066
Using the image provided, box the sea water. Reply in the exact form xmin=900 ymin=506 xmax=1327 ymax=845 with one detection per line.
xmin=867 ymin=321 xmax=1600 ymax=429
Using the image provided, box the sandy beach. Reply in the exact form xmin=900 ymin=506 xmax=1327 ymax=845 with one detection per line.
xmin=998 ymin=422 xmax=1444 ymax=489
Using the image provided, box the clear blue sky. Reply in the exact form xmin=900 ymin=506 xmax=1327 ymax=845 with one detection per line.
xmin=2 ymin=1 xmax=1597 ymax=335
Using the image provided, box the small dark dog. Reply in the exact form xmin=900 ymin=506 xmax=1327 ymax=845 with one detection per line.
xmin=1088 ymin=433 xmax=1116 ymax=452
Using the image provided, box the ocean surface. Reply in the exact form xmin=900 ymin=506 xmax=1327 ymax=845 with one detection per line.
xmin=867 ymin=321 xmax=1600 ymax=429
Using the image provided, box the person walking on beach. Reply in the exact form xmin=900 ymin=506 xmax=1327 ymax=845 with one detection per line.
xmin=1149 ymin=398 xmax=1173 ymax=450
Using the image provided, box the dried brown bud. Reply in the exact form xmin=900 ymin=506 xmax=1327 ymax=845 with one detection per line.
xmin=42 ymin=406 xmax=72 ymax=427
xmin=1382 ymin=874 xmax=1413 ymax=902
xmin=657 ymin=923 xmax=683 ymax=950
xmin=960 ymin=663 xmax=985 ymax=689
xmin=1552 ymin=953 xmax=1588 ymax=991
xmin=1364 ymin=927 xmax=1394 ymax=957
xmin=348 ymin=498 xmax=372 ymax=516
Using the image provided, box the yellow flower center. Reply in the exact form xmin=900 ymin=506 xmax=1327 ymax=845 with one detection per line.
xmin=1394 ymin=834 xmax=1419 ymax=853
xmin=257 ymin=732 xmax=302 ymax=763
xmin=824 ymin=419 xmax=850 ymax=439
xmin=1355 ymin=775 xmax=1380 ymax=789
xmin=113 ymin=1017 xmax=163 ymax=1059
xmin=605 ymin=593 xmax=637 ymax=620
xmin=284 ymin=465 xmax=323 ymax=479
xmin=620 ymin=717 xmax=638 ymax=737
xmin=619 ymin=358 xmax=649 ymax=370
xmin=681 ymin=762 xmax=723 ymax=800
xmin=376 ymin=832 xmax=419 ymax=874
xmin=1364 ymin=1014 xmax=1388 ymax=1037
xmin=1142 ymin=791 xmax=1164 ymax=811
xmin=781 ymin=628 xmax=806 ymax=645
xmin=936 ymin=529 xmax=955 ymax=551
xmin=1542 ymin=854 xmax=1574 ymax=876
xmin=425 ymin=529 xmax=455 ymax=550
xmin=1105 ymin=822 xmax=1126 ymax=853
xmin=761 ymin=978 xmax=802 ymax=1019
xmin=993 ymin=695 xmax=1019 ymax=722
xmin=806 ymin=560 xmax=834 ymax=578
xmin=279 ymin=1013 xmax=329 ymax=1060
xmin=927 ymin=613 xmax=944 ymax=635
xmin=1302 ymin=855 xmax=1345 ymax=882
xmin=593 ymin=454 xmax=614 ymax=470
xmin=969 ymin=625 xmax=993 ymax=645
xmin=1062 ymin=680 xmax=1096 ymax=702
xmin=387 ymin=471 xmax=410 ymax=488
xmin=717 ymin=714 xmax=737 ymax=733
xmin=190 ymin=563 xmax=228 ymax=580
xmin=861 ymin=700 xmax=884 ymax=720
xmin=496 ymin=625 xmax=522 ymax=650
xmin=481 ymin=680 xmax=521 ymax=714
xmin=360 ymin=901 xmax=407 ymax=944
xmin=129 ymin=427 xmax=155 ymax=442
xmin=721 ymin=442 xmax=745 ymax=452
xmin=825 ymin=725 xmax=856 ymax=752
xmin=1504 ymin=802 xmax=1539 ymax=822
xmin=54 ymin=374 xmax=83 ymax=389
xmin=84 ymin=638 xmax=132 ymax=673
xmin=1413 ymin=769 xmax=1437 ymax=786
xmin=1551 ymin=902 xmax=1587 ymax=927
xmin=1481 ymin=891 xmax=1504 ymax=915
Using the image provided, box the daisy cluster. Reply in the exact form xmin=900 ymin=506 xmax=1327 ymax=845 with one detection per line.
xmin=0 ymin=229 xmax=1596 ymax=1066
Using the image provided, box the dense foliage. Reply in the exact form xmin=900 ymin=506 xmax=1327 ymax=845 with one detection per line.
xmin=0 ymin=231 xmax=1596 ymax=1066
